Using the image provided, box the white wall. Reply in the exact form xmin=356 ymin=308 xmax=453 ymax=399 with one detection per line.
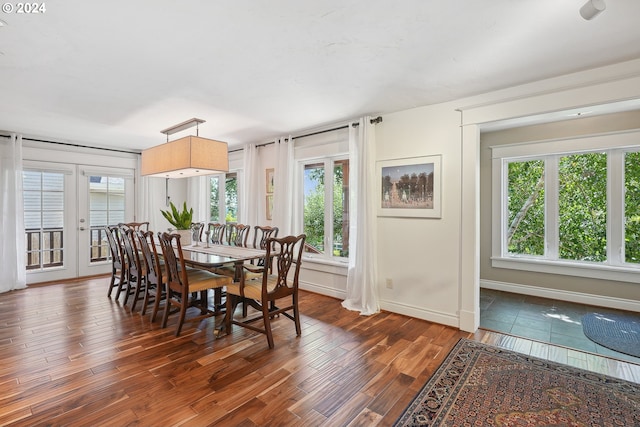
xmin=375 ymin=104 xmax=463 ymax=327
xmin=139 ymin=59 xmax=640 ymax=331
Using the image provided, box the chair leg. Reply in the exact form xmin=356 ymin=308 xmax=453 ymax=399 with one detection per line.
xmin=225 ymin=294 xmax=240 ymax=335
xmin=293 ymin=295 xmax=301 ymax=336
xmin=150 ymin=285 xmax=164 ymax=322
xmin=160 ymin=291 xmax=172 ymax=329
xmin=107 ymin=268 xmax=116 ymax=297
xmin=114 ymin=270 xmax=126 ymax=300
xmin=131 ymin=280 xmax=143 ymax=312
xmin=175 ymin=296 xmax=188 ymax=337
xmin=141 ymin=283 xmax=152 ymax=315
xmin=263 ymin=300 xmax=275 ymax=349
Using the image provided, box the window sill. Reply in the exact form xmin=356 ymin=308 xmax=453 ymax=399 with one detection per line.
xmin=491 ymin=256 xmax=640 ymax=284
xmin=302 ymin=256 xmax=348 ymax=276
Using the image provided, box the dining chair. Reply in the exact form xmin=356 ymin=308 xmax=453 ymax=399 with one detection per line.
xmin=244 ymin=225 xmax=279 ymax=283
xmin=190 ymin=222 xmax=205 ymax=243
xmin=119 ymin=226 xmax=147 ymax=310
xmin=225 ymin=234 xmax=306 ymax=349
xmin=207 ymin=222 xmax=226 ymax=245
xmin=136 ymin=230 xmax=166 ymax=320
xmin=223 ymin=222 xmax=235 ymax=244
xmin=230 ymin=224 xmax=251 ymax=247
xmin=105 ymin=225 xmax=128 ymax=299
xmin=157 ymin=232 xmax=232 ymax=336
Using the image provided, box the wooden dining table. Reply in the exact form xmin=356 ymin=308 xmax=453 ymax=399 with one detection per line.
xmin=179 ymin=243 xmax=266 ymax=281
xmin=178 ymin=243 xmax=267 ymax=336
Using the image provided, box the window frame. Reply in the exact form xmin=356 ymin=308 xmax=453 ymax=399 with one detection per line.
xmin=298 ymin=154 xmax=350 ymax=265
xmin=209 ymin=171 xmax=240 ymax=224
xmin=491 ymin=130 xmax=640 ymax=283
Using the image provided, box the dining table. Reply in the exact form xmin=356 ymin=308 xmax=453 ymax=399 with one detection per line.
xmin=179 ymin=243 xmax=266 ymax=281
xmin=178 ymin=243 xmax=267 ymax=336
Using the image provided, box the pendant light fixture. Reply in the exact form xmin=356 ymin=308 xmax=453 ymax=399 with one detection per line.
xmin=141 ymin=118 xmax=229 ymax=178
xmin=580 ymin=0 xmax=606 ymax=20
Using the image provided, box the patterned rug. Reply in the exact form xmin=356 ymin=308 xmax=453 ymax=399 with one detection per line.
xmin=582 ymin=312 xmax=640 ymax=358
xmin=395 ymin=338 xmax=640 ymax=426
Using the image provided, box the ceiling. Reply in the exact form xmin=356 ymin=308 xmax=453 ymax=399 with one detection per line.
xmin=1 ymin=1 xmax=640 ymax=152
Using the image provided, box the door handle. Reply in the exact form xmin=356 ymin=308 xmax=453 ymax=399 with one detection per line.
xmin=80 ymin=227 xmax=86 ymax=231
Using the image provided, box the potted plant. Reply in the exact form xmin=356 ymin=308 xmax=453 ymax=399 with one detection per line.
xmin=160 ymin=201 xmax=193 ymax=245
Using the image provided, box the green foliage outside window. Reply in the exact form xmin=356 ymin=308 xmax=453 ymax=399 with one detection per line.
xmin=625 ymin=152 xmax=640 ymax=263
xmin=558 ymin=153 xmax=607 ymax=261
xmin=507 ymin=160 xmax=545 ymax=255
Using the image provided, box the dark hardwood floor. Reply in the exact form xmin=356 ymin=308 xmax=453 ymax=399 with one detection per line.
xmin=1 ymin=277 xmax=638 ymax=426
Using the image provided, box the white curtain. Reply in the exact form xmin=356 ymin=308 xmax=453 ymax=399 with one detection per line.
xmin=240 ymin=143 xmax=260 ymax=226
xmin=0 ymin=134 xmax=27 ymax=293
xmin=187 ymin=176 xmax=210 ymax=225
xmin=272 ymin=137 xmax=294 ymax=236
xmin=342 ymin=117 xmax=379 ymax=315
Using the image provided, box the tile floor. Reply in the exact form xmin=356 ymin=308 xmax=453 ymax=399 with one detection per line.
xmin=480 ymin=288 xmax=640 ymax=365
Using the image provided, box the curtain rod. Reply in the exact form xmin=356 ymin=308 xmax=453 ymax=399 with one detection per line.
xmin=6 ymin=135 xmax=141 ymax=155
xmin=229 ymin=115 xmax=382 ymax=153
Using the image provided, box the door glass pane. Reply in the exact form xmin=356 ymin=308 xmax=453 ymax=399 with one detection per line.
xmin=506 ymin=160 xmax=545 ymax=256
xmin=333 ymin=159 xmax=349 ymax=257
xmin=304 ymin=163 xmax=325 ymax=254
xmin=625 ymin=151 xmax=640 ymax=264
xmin=89 ymin=176 xmax=124 ymax=263
xmin=558 ymin=152 xmax=607 ymax=262
xmin=23 ymin=170 xmax=64 ymax=270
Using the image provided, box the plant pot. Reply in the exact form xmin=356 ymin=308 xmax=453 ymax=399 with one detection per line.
xmin=176 ymin=229 xmax=192 ymax=246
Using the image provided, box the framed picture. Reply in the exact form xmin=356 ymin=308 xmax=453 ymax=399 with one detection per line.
xmin=377 ymin=154 xmax=441 ymax=218
xmin=266 ymin=168 xmax=275 ymax=193
xmin=266 ymin=194 xmax=274 ymax=220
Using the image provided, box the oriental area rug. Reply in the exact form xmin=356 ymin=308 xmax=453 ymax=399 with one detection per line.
xmin=395 ymin=339 xmax=640 ymax=426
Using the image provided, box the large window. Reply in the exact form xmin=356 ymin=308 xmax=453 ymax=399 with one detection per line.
xmin=210 ymin=172 xmax=238 ymax=223
xmin=492 ymin=131 xmax=640 ymax=282
xmin=302 ymin=157 xmax=349 ymax=260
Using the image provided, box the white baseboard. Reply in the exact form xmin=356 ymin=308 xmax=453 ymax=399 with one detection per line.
xmin=299 ymin=281 xmax=346 ymax=300
xmin=481 ymin=279 xmax=640 ymax=312
xmin=379 ymin=299 xmax=459 ymax=328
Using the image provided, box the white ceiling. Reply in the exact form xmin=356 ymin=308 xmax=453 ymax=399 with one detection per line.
xmin=1 ymin=0 xmax=640 ymax=152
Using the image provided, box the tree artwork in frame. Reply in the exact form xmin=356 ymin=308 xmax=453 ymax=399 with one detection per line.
xmin=266 ymin=194 xmax=273 ymax=220
xmin=377 ymin=155 xmax=442 ymax=218
xmin=266 ymin=168 xmax=275 ymax=194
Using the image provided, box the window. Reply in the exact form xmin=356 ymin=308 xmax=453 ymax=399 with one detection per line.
xmin=492 ymin=130 xmax=640 ymax=282
xmin=23 ymin=171 xmax=65 ymax=270
xmin=210 ymin=172 xmax=238 ymax=223
xmin=302 ymin=157 xmax=349 ymax=261
xmin=88 ymin=175 xmax=125 ymax=263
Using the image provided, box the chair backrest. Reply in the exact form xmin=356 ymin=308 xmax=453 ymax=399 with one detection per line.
xmin=207 ymin=222 xmax=226 ymax=244
xmin=231 ymin=224 xmax=251 ymax=247
xmin=120 ymin=226 xmax=143 ymax=278
xmin=190 ymin=222 xmax=204 ymax=242
xmin=252 ymin=225 xmax=279 ymax=249
xmin=157 ymin=232 xmax=188 ymax=297
xmin=136 ymin=230 xmax=162 ymax=286
xmin=120 ymin=221 xmax=149 ymax=231
xmin=263 ymin=234 xmax=306 ymax=294
xmin=105 ymin=225 xmax=124 ymax=268
xmin=225 ymin=223 xmax=237 ymax=244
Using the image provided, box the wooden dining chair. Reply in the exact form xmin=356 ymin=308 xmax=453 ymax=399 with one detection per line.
xmin=136 ymin=230 xmax=166 ymax=320
xmin=119 ymin=226 xmax=147 ymax=310
xmin=230 ymin=224 xmax=251 ymax=247
xmin=105 ymin=225 xmax=128 ymax=299
xmin=207 ymin=222 xmax=226 ymax=245
xmin=225 ymin=234 xmax=306 ymax=349
xmin=157 ymin=232 xmax=232 ymax=336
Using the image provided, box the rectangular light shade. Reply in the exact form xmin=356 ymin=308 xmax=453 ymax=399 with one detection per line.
xmin=141 ymin=135 xmax=229 ymax=178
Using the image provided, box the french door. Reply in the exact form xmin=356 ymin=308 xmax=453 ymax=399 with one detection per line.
xmin=23 ymin=161 xmax=135 ymax=283
xmin=77 ymin=166 xmax=135 ymax=277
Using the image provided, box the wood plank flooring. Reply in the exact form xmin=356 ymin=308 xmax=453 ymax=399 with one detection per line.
xmin=1 ymin=277 xmax=638 ymax=426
